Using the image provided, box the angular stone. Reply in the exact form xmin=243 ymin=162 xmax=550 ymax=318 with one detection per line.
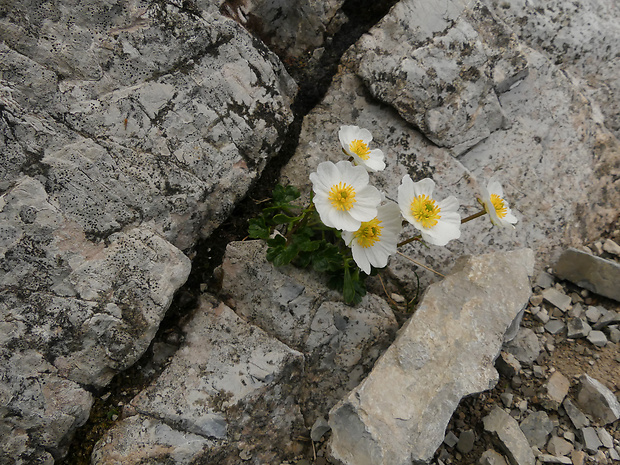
xmin=503 ymin=328 xmax=543 ymax=365
xmin=457 ymin=430 xmax=476 ymax=454
xmin=562 ymin=398 xmax=590 ymax=429
xmin=544 ymin=320 xmax=565 ymax=335
xmin=596 ymin=428 xmax=614 ymax=449
xmin=537 ymin=455 xmax=572 ymax=464
xmin=581 ymin=427 xmax=603 ymax=453
xmin=542 ymin=371 xmax=570 ymax=410
xmin=129 ymin=296 xmax=303 ymax=438
xmin=541 ymin=288 xmax=572 ymax=312
xmin=519 ymin=411 xmax=554 ymax=448
xmin=593 ymin=311 xmax=620 ymax=330
xmin=577 ymin=375 xmax=620 ymax=425
xmin=311 ymin=417 xmax=331 ymax=442
xmin=554 ymin=249 xmax=620 ymax=302
xmin=603 ymin=239 xmax=620 ymax=256
xmin=546 ymin=436 xmax=573 ymax=456
xmin=585 ymin=306 xmax=604 ymax=324
xmin=484 ymin=407 xmax=536 ymax=465
xmin=567 ymin=318 xmax=592 ymax=339
xmin=587 ymin=330 xmax=608 ymax=347
xmin=535 ymin=271 xmax=555 ymax=289
xmin=328 ymin=250 xmax=533 ymax=465
xmin=479 ymin=449 xmax=509 ymax=465
xmin=92 ymin=415 xmax=212 ymax=465
xmin=495 ymin=351 xmax=522 ymax=378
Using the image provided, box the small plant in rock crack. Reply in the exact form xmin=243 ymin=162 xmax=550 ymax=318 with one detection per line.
xmin=249 ymin=125 xmax=519 ymax=305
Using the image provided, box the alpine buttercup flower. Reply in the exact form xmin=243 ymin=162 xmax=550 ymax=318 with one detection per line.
xmin=398 ymin=175 xmax=461 ymax=246
xmin=310 ymin=160 xmax=382 ymax=231
xmin=338 ymin=125 xmax=386 ymax=172
xmin=342 ymin=202 xmax=402 ymax=274
xmin=479 ymin=178 xmax=518 ymax=228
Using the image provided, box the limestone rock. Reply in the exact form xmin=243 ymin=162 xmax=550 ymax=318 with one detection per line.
xmin=577 ymin=375 xmax=620 ymax=425
xmin=0 ymin=0 xmax=296 ymax=460
xmin=503 ymin=328 xmax=543 ymax=365
xmin=352 ymin=0 xmax=528 ymax=154
xmin=542 ymin=371 xmax=570 ymax=410
xmin=328 ymin=249 xmax=534 ymax=465
xmin=519 ymin=411 xmax=554 ymax=449
xmin=562 ymin=399 xmax=590 ymax=430
xmin=217 ymin=240 xmax=398 ymax=422
xmin=484 ymin=407 xmax=535 ymax=465
xmin=483 ymin=0 xmax=620 ymax=138
xmin=554 ymin=249 xmax=620 ymax=302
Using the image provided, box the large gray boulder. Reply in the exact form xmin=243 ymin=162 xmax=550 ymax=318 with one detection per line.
xmin=0 ymin=0 xmax=296 ymax=461
xmin=483 ymin=0 xmax=620 ymax=139
xmin=351 ymin=0 xmax=528 ymax=154
xmin=328 ymin=249 xmax=534 ymax=465
xmin=93 ymin=241 xmax=398 ymax=464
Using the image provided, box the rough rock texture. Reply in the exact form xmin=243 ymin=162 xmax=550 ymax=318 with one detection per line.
xmin=553 ymin=248 xmax=620 ymax=302
xmin=483 ymin=0 xmax=620 ymax=139
xmin=281 ymin=22 xmax=618 ymax=292
xmin=328 ymin=249 xmax=534 ymax=465
xmin=0 ymin=0 xmax=296 ymax=461
xmin=218 ymin=240 xmax=399 ymax=423
xmin=352 ymin=0 xmax=528 ymax=154
xmin=94 ymin=242 xmax=398 ymax=464
xmin=483 ymin=407 xmax=535 ymax=465
xmin=217 ymin=0 xmax=347 ymax=58
xmin=577 ymin=374 xmax=620 ymax=425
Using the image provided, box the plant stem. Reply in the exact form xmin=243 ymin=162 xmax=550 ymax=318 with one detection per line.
xmin=461 ymin=209 xmax=487 ymax=223
xmin=397 ymin=235 xmax=421 ymax=248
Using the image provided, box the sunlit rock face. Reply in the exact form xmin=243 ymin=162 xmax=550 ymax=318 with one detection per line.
xmin=0 ymin=0 xmax=296 ymax=461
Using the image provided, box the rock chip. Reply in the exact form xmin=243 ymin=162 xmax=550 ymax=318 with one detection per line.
xmin=542 ymin=371 xmax=570 ymax=410
xmin=546 ymin=436 xmax=573 ymax=456
xmin=484 ymin=407 xmax=536 ymax=465
xmin=577 ymin=375 xmax=620 ymax=425
xmin=541 ymin=288 xmax=572 ymax=312
xmin=519 ymin=411 xmax=554 ymax=449
xmin=328 ymin=249 xmax=533 ymax=465
xmin=586 ymin=330 xmax=608 ymax=347
xmin=566 ymin=318 xmax=592 ymax=339
xmin=562 ymin=399 xmax=590 ymax=430
xmin=554 ymin=249 xmax=620 ymax=302
xmin=580 ymin=427 xmax=603 ymax=453
xmin=480 ymin=449 xmax=509 ymax=465
xmin=503 ymin=328 xmax=543 ymax=365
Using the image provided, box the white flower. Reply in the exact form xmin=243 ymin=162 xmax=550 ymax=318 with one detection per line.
xmin=398 ymin=175 xmax=461 ymax=246
xmin=338 ymin=125 xmax=386 ymax=172
xmin=310 ymin=160 xmax=382 ymax=231
xmin=479 ymin=178 xmax=518 ymax=228
xmin=342 ymin=202 xmax=402 ymax=274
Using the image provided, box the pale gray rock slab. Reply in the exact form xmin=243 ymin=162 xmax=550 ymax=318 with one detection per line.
xmin=328 ymin=249 xmax=533 ymax=465
xmin=92 ymin=415 xmax=212 ymax=465
xmin=503 ymin=328 xmax=543 ymax=365
xmin=0 ymin=350 xmax=93 ymax=463
xmin=567 ymin=318 xmax=592 ymax=339
xmin=593 ymin=311 xmax=620 ymax=330
xmin=479 ymin=449 xmax=509 ymax=465
xmin=484 ymin=407 xmax=535 ymax=465
xmin=482 ymin=0 xmax=620 ymax=138
xmin=351 ymin=0 xmax=528 ymax=154
xmin=581 ymin=427 xmax=603 ymax=453
xmin=577 ymin=374 xmax=620 ymax=425
xmin=544 ymin=320 xmax=565 ymax=336
xmin=129 ymin=296 xmax=304 ymax=439
xmin=546 ymin=436 xmax=573 ymax=456
xmin=596 ymin=428 xmax=614 ymax=449
xmin=586 ymin=330 xmax=608 ymax=348
xmin=519 ymin=411 xmax=554 ymax=449
xmin=562 ymin=399 xmax=590 ymax=430
xmin=537 ymin=455 xmax=572 ymax=464
xmin=541 ymin=288 xmax=571 ymax=312
xmin=554 ymin=249 xmax=620 ymax=302
xmin=217 ymin=240 xmax=398 ymax=423
xmin=542 ymin=371 xmax=570 ymax=410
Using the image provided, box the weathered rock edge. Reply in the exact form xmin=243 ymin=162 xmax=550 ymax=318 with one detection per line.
xmin=328 ymin=248 xmax=534 ymax=465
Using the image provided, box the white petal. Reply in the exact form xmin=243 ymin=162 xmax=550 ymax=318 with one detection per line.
xmin=351 ymin=245 xmax=372 ymax=274
xmin=328 ymin=208 xmax=361 ymax=231
xmin=413 ymin=178 xmax=435 ymax=197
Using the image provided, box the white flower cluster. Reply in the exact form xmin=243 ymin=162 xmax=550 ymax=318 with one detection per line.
xmin=310 ymin=125 xmax=518 ymax=274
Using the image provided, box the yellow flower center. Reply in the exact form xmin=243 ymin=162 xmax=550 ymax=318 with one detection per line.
xmin=329 ymin=182 xmax=356 ymax=211
xmin=349 ymin=139 xmax=371 ymax=160
xmin=354 ymin=218 xmax=383 ymax=248
xmin=490 ymin=194 xmax=508 ymax=218
xmin=410 ymin=195 xmax=441 ymax=228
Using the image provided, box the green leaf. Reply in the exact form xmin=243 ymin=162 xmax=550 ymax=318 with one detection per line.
xmin=248 ymin=217 xmax=270 ymax=240
xmin=272 ymin=184 xmax=300 ymax=204
xmin=272 ymin=213 xmax=300 ymax=224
